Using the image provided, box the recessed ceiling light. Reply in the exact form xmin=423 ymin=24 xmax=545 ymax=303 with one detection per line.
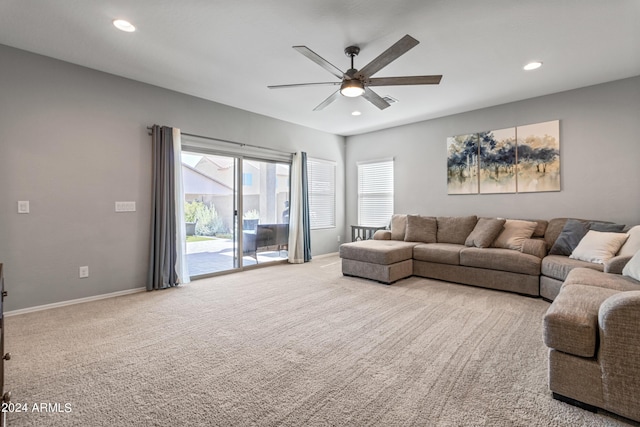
xmin=523 ymin=61 xmax=542 ymax=71
xmin=113 ymin=19 xmax=136 ymax=33
xmin=351 ymin=111 xmax=362 ymax=116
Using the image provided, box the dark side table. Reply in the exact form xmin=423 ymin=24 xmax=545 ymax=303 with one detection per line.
xmin=351 ymin=225 xmax=386 ymax=241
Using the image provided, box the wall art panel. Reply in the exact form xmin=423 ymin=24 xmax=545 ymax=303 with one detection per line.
xmin=516 ymin=120 xmax=561 ymax=192
xmin=479 ymin=127 xmax=517 ymax=194
xmin=447 ymin=133 xmax=479 ymax=194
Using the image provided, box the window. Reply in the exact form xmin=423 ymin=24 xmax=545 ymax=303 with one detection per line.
xmin=307 ymin=158 xmax=336 ymax=229
xmin=357 ymin=158 xmax=394 ymax=227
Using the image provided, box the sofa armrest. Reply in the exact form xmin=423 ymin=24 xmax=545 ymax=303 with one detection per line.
xmin=599 ymin=291 xmax=640 ymax=343
xmin=604 ymin=255 xmax=633 ymax=274
xmin=373 ymin=230 xmax=392 ymax=240
xmin=521 ymin=239 xmax=547 ymax=259
xmin=598 ymin=291 xmax=640 ymax=420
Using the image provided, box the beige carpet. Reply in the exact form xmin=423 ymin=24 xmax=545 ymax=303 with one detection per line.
xmin=4 ymin=254 xmax=633 ymax=426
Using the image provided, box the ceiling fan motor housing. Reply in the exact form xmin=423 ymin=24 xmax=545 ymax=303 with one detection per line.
xmin=344 ymin=46 xmax=360 ymax=57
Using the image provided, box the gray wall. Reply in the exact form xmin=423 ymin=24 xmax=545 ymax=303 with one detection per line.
xmin=0 ymin=45 xmax=345 ymax=311
xmin=345 ymin=76 xmax=640 ymax=239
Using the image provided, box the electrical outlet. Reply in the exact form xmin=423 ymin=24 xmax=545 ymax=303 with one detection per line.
xmin=337 ymin=235 xmax=341 ymax=242
xmin=79 ymin=266 xmax=89 ymax=278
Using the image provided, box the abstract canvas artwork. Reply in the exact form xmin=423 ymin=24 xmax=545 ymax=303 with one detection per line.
xmin=447 ymin=120 xmax=560 ymax=195
xmin=516 ymin=120 xmax=560 ymax=192
xmin=479 ymin=127 xmax=516 ymax=194
xmin=447 ymin=133 xmax=479 ymax=194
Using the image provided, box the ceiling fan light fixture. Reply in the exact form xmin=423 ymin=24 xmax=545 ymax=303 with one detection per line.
xmin=340 ymin=80 xmax=365 ymax=97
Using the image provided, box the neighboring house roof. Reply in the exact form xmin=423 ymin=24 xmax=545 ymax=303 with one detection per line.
xmin=202 ymin=156 xmax=234 ymax=170
xmin=182 ymin=163 xmax=233 ymax=196
xmin=185 ymin=155 xmax=290 ymax=196
xmin=195 ymin=156 xmax=289 ymax=178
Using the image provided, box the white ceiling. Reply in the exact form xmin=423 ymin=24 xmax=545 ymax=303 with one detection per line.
xmin=1 ymin=0 xmax=639 ymax=136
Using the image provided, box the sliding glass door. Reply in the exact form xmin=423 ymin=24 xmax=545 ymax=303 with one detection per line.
xmin=241 ymin=159 xmax=290 ymax=265
xmin=182 ymin=152 xmax=239 ymax=276
xmin=181 ymin=151 xmax=290 ymax=277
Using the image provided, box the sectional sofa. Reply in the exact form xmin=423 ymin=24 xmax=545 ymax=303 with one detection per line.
xmin=339 ymin=214 xmax=640 ymax=422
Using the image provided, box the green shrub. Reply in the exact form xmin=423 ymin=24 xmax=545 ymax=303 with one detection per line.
xmin=184 ymin=201 xmax=224 ymax=236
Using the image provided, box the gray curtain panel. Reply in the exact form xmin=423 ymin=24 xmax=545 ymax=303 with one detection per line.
xmin=148 ymin=125 xmax=179 ymax=290
xmin=301 ymin=152 xmax=312 ymax=262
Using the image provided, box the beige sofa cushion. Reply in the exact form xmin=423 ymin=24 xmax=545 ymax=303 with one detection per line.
xmin=542 ymin=255 xmax=604 ymax=281
xmin=528 ymin=219 xmax=549 ymax=238
xmin=413 ymin=243 xmax=463 ymax=265
xmin=544 ymin=283 xmax=620 ymax=358
xmin=544 ymin=218 xmax=569 ymax=250
xmin=436 ymin=215 xmax=477 ymax=244
xmin=564 ymin=267 xmax=640 ymax=291
xmin=404 ymin=215 xmax=437 ymax=243
xmin=465 ymin=218 xmax=505 ymax=248
xmin=460 ymin=247 xmax=541 ymax=276
xmin=492 ymin=219 xmax=537 ymax=251
xmin=521 ymin=238 xmax=548 ymax=259
xmin=373 ymin=229 xmax=391 ymax=240
xmin=390 ymin=214 xmax=407 ymax=241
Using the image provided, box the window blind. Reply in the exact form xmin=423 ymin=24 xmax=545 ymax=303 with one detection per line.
xmin=308 ymin=158 xmax=336 ymax=229
xmin=358 ymin=159 xmax=394 ymax=227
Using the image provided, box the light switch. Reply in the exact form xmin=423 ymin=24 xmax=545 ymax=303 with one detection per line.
xmin=115 ymin=201 xmax=136 ymax=212
xmin=18 ymin=201 xmax=30 ymax=214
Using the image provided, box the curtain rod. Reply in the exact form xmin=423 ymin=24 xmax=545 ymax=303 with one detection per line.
xmin=147 ymin=126 xmax=295 ymax=156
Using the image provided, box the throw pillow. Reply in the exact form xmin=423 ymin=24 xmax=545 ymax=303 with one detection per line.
xmin=436 ymin=216 xmax=478 ymax=244
xmin=549 ymin=219 xmax=626 ymax=256
xmin=390 ymin=214 xmax=407 ymax=241
xmin=548 ymin=219 xmax=590 ymax=256
xmin=569 ymin=230 xmax=629 ymax=264
xmin=622 ymin=249 xmax=640 ymax=281
xmin=528 ymin=219 xmax=549 ymax=238
xmin=465 ymin=218 xmax=506 ymax=248
xmin=618 ymin=225 xmax=640 ymax=257
xmin=404 ymin=215 xmax=437 ymax=243
xmin=589 ymin=222 xmax=626 ymax=233
xmin=492 ymin=219 xmax=538 ymax=251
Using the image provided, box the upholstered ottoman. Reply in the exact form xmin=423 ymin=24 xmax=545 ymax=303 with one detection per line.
xmin=339 ymin=240 xmax=417 ymax=284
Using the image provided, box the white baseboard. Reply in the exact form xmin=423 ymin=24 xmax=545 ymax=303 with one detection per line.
xmin=6 ymin=255 xmax=340 ymax=316
xmin=313 ymin=252 xmax=339 ymax=259
xmin=5 ymin=287 xmax=146 ymax=317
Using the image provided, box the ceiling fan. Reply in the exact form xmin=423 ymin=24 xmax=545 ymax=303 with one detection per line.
xmin=268 ymin=34 xmax=442 ymax=111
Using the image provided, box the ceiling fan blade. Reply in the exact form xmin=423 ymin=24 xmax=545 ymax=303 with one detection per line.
xmin=268 ymin=82 xmax=341 ymax=89
xmin=293 ymin=46 xmax=346 ymax=80
xmin=355 ymin=35 xmax=419 ymax=79
xmin=313 ymin=90 xmax=341 ymax=111
xmin=362 ymin=87 xmax=391 ymax=110
xmin=366 ymin=75 xmax=442 ymax=86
